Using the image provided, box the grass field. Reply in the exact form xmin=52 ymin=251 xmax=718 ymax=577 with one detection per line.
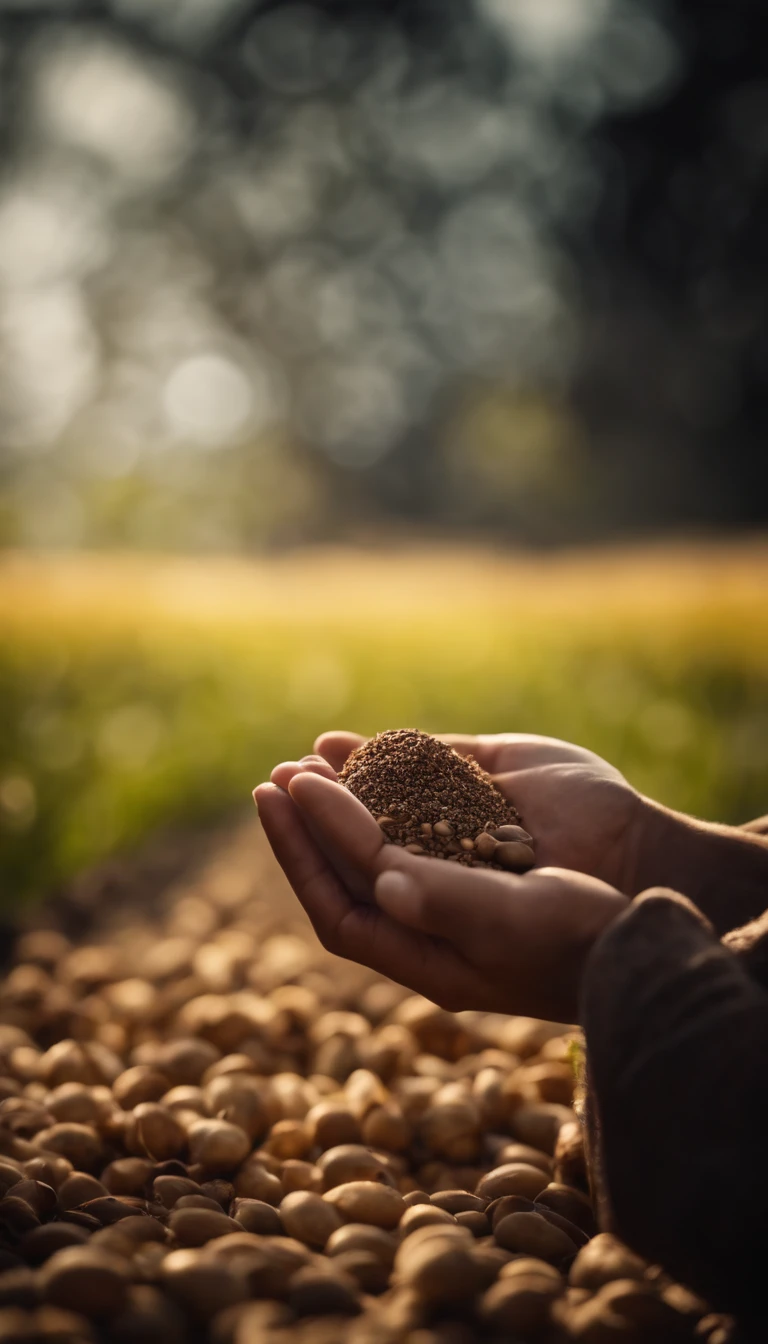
xmin=1 ymin=542 xmax=767 ymax=908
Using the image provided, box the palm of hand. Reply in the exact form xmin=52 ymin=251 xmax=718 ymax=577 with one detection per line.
xmin=317 ymin=731 xmax=644 ymax=896
xmin=492 ymin=758 xmax=641 ymax=894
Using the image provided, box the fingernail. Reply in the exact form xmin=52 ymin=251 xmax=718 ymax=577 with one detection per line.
xmin=375 ymin=869 xmax=416 ymax=916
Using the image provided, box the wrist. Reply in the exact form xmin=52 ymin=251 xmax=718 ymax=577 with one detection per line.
xmin=629 ymin=799 xmax=768 ymax=934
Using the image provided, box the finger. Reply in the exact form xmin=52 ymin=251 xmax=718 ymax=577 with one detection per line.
xmin=442 ymin=733 xmax=612 ymax=776
xmin=326 ymin=898 xmax=478 ymax=1007
xmin=255 ymin=785 xmax=475 ymax=1006
xmin=288 ymin=772 xmax=385 ymax=875
xmin=314 ymin=731 xmax=366 ymax=772
xmin=374 ymin=851 xmax=526 ymax=946
xmin=270 ymin=757 xmax=338 ymax=790
xmin=254 ymin=783 xmax=355 ymax=947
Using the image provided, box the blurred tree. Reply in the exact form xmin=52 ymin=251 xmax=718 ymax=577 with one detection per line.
xmin=0 ymin=0 xmax=765 ymax=547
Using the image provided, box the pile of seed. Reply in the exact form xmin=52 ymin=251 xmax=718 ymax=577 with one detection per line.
xmin=339 ymin=730 xmax=536 ymax=871
xmin=0 ymin=821 xmax=731 ymax=1344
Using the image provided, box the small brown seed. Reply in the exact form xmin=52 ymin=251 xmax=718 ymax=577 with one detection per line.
xmin=231 ymin=1199 xmax=282 ymax=1236
xmin=419 ymin=1101 xmax=481 ymax=1162
xmin=512 ymin=1104 xmax=576 ymax=1156
xmin=152 ymin=1176 xmax=200 ymax=1209
xmin=19 ymin=1222 xmax=90 ymax=1265
xmin=487 ymin=1193 xmax=536 ymax=1228
xmin=305 ymin=1103 xmax=361 ymax=1150
xmin=40 ymin=1247 xmax=130 ymax=1316
xmin=326 ymin=1223 xmax=397 ymax=1266
xmin=0 ymin=1165 xmax=23 ymax=1197
xmin=101 ymin=1159 xmax=153 ymax=1198
xmin=317 ymin=1145 xmax=391 ymax=1192
xmin=187 ymin=1120 xmax=250 ymax=1174
xmin=169 ymin=1207 xmax=240 ymax=1247
xmin=419 ymin=823 xmax=433 ymax=838
xmin=496 ymin=1142 xmax=553 ymax=1175
xmin=133 ymin=1105 xmax=186 ymax=1162
xmin=161 ymin=1249 xmax=248 ymax=1317
xmin=430 ymin=1190 xmax=487 ymax=1215
xmin=280 ymin=1191 xmax=342 ymax=1248
xmin=494 ymin=1211 xmax=577 ymax=1262
xmin=113 ymin=1067 xmax=171 ymax=1111
xmin=569 ymin=1234 xmax=648 ymax=1290
xmin=399 ymin=1204 xmax=457 ymax=1237
xmin=476 ymin=1162 xmax=550 ymax=1203
xmin=289 ymin=1266 xmax=360 ymax=1317
xmin=492 ymin=825 xmax=534 ymax=844
xmin=232 ymin=1162 xmax=282 ymax=1205
xmin=455 ymin=1210 xmax=490 ymax=1237
xmin=77 ymin=1196 xmax=147 ymax=1226
xmin=395 ymin=1232 xmax=484 ymax=1303
xmin=494 ymin=842 xmax=536 ymax=871
xmin=174 ymin=1195 xmax=224 ymax=1213
xmin=459 ymin=838 xmax=475 ymax=852
xmin=0 ymin=1266 xmax=38 ymax=1307
xmin=474 ymin=833 xmax=498 ymax=862
xmin=402 ymin=1190 xmax=432 ymax=1208
xmin=57 ymin=1173 xmax=108 ymax=1213
xmin=33 ymin=1125 xmax=103 ymax=1174
xmin=433 ymin=823 xmax=454 ymax=838
xmin=332 ymin=1248 xmax=390 ymax=1295
xmin=323 ymin=1181 xmax=405 ymax=1229
xmin=480 ymin=1272 xmax=562 ymax=1333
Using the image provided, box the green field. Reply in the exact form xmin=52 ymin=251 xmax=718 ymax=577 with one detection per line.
xmin=1 ymin=543 xmax=767 ymax=908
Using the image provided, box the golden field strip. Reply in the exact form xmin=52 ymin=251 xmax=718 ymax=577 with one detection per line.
xmin=1 ymin=543 xmax=767 ymax=906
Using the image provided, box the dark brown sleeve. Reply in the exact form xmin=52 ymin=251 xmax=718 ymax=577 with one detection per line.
xmin=581 ymin=889 xmax=768 ymax=1330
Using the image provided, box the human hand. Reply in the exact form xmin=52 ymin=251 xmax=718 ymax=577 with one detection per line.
xmin=309 ymin=730 xmax=648 ymax=896
xmin=255 ymin=769 xmax=628 ymax=1022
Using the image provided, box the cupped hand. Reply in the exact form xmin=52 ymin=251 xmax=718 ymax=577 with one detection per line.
xmin=255 ymin=769 xmax=628 ymax=1022
xmin=311 ymin=730 xmax=649 ymax=897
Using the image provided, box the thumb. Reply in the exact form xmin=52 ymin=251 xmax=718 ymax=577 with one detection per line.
xmin=374 ymin=851 xmax=524 ymax=945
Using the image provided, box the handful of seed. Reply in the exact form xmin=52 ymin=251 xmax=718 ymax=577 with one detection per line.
xmin=339 ymin=729 xmax=536 ymax=871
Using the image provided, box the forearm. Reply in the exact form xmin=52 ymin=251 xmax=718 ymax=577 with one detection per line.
xmin=632 ymin=801 xmax=768 ymax=935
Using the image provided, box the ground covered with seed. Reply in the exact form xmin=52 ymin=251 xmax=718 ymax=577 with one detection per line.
xmin=340 ymin=730 xmax=536 ymax=870
xmin=0 ymin=819 xmax=732 ymax=1344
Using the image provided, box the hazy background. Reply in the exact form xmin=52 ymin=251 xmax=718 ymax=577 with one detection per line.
xmin=1 ymin=0 xmax=766 ymax=550
xmin=1 ymin=1 xmax=767 ymax=908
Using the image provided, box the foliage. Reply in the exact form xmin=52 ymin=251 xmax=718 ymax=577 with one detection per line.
xmin=1 ymin=545 xmax=767 ymax=907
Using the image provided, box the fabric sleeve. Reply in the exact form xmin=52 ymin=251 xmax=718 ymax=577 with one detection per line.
xmin=581 ymin=888 xmax=768 ymax=1329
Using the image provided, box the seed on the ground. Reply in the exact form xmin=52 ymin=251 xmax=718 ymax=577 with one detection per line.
xmin=169 ymin=1208 xmax=240 ymax=1246
xmin=57 ymin=1173 xmax=107 ymax=1212
xmin=395 ymin=1232 xmax=484 ymax=1303
xmin=231 ymin=1198 xmax=282 ymax=1236
xmin=323 ymin=1181 xmax=405 ymax=1229
xmin=280 ymin=1191 xmax=342 ymax=1248
xmin=494 ymin=1210 xmax=577 ymax=1261
xmin=40 ymin=1247 xmax=130 ymax=1316
xmin=289 ymin=1266 xmax=361 ymax=1317
xmin=187 ymin=1120 xmax=250 ymax=1174
xmin=476 ymin=1163 xmax=550 ymax=1202
xmin=569 ymin=1234 xmax=648 ymax=1290
xmin=399 ymin=1204 xmax=457 ymax=1236
xmin=325 ymin=1224 xmax=397 ymax=1266
xmin=434 ymin=823 xmax=454 ymax=838
xmin=480 ymin=1272 xmax=562 ymax=1333
xmin=317 ymin=1145 xmax=391 ymax=1192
